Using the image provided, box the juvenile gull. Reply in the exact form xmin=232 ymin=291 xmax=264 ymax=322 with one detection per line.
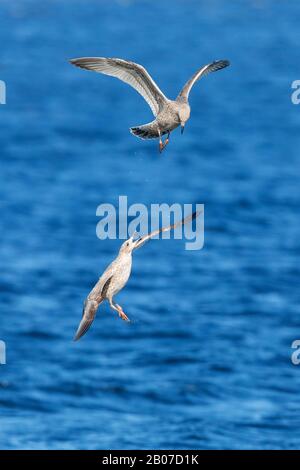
xmin=74 ymin=211 xmax=199 ymax=341
xmin=69 ymin=57 xmax=230 ymax=152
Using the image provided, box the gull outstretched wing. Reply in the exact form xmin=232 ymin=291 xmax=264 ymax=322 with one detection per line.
xmin=133 ymin=210 xmax=201 ymax=250
xmin=70 ymin=57 xmax=168 ymax=116
xmin=178 ymin=60 xmax=230 ymax=100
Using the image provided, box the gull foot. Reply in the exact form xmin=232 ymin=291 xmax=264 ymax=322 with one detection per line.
xmin=119 ymin=311 xmax=130 ymax=322
xmin=115 ymin=304 xmax=130 ymax=322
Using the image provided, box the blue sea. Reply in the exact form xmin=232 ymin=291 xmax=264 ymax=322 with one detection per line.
xmin=1 ymin=0 xmax=300 ymax=450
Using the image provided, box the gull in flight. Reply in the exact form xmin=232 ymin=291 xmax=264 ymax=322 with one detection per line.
xmin=74 ymin=211 xmax=200 ymax=341
xmin=69 ymin=57 xmax=230 ymax=152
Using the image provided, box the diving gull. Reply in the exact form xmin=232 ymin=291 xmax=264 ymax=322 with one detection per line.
xmin=74 ymin=211 xmax=199 ymax=341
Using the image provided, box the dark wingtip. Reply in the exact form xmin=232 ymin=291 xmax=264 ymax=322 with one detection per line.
xmin=218 ymin=59 xmax=230 ymax=68
xmin=180 ymin=209 xmax=202 ymax=227
xmin=189 ymin=209 xmax=203 ymax=222
xmin=69 ymin=58 xmax=82 ymax=68
xmin=191 ymin=210 xmax=201 ymax=221
xmin=73 ymin=319 xmax=87 ymax=342
xmin=73 ymin=330 xmax=81 ymax=342
xmin=73 ymin=324 xmax=88 ymax=342
xmin=69 ymin=58 xmax=87 ymax=69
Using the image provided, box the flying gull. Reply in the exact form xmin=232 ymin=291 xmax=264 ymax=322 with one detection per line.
xmin=74 ymin=211 xmax=200 ymax=341
xmin=69 ymin=57 xmax=230 ymax=152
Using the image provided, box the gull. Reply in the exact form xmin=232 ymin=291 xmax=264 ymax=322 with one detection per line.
xmin=69 ymin=57 xmax=230 ymax=152
xmin=74 ymin=211 xmax=199 ymax=341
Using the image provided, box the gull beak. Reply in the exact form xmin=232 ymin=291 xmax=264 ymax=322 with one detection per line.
xmin=132 ymin=234 xmax=144 ymax=250
xmin=133 ymin=238 xmax=143 ymax=250
xmin=130 ymin=231 xmax=139 ymax=248
xmin=181 ymin=124 xmax=185 ymax=135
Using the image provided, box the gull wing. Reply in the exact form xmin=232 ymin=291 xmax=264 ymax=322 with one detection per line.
xmin=133 ymin=210 xmax=201 ymax=250
xmin=177 ymin=60 xmax=230 ymax=100
xmin=74 ymin=263 xmax=117 ymax=341
xmin=70 ymin=57 xmax=168 ymax=116
xmin=73 ymin=297 xmax=100 ymax=341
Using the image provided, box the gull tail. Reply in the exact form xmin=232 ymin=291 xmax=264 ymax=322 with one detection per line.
xmin=130 ymin=121 xmax=163 ymax=140
xmin=74 ymin=298 xmax=102 ymax=341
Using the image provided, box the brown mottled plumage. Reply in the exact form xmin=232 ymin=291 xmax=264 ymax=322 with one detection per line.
xmin=74 ymin=211 xmax=200 ymax=341
xmin=69 ymin=57 xmax=230 ymax=152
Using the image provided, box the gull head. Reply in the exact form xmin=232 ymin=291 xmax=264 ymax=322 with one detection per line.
xmin=178 ymin=104 xmax=191 ymax=134
xmin=119 ymin=234 xmax=137 ymax=255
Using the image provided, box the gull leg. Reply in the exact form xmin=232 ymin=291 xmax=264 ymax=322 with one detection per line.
xmin=115 ymin=303 xmax=130 ymax=322
xmin=164 ymin=132 xmax=170 ymax=148
xmin=158 ymin=129 xmax=164 ymax=153
xmin=109 ymin=299 xmax=130 ymax=322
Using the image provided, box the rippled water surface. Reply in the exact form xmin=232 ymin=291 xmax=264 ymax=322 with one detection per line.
xmin=1 ymin=0 xmax=300 ymax=449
